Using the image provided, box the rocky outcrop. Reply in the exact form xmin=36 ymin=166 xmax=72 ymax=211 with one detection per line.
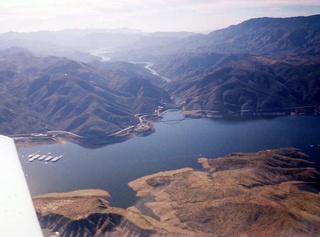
xmin=33 ymin=189 xmax=203 ymax=236
xmin=129 ymin=148 xmax=320 ymax=237
xmin=33 ymin=190 xmax=159 ymax=237
xmin=34 ymin=148 xmax=320 ymax=236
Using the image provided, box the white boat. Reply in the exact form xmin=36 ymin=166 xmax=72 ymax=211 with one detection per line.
xmin=51 ymin=155 xmax=63 ymax=162
xmin=27 ymin=151 xmax=39 ymax=159
xmin=32 ymin=154 xmax=41 ymax=160
xmin=38 ymin=155 xmax=47 ymax=161
xmin=44 ymin=155 xmax=54 ymax=161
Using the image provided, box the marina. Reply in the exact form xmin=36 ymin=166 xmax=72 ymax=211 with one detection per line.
xmin=26 ymin=152 xmax=63 ymax=163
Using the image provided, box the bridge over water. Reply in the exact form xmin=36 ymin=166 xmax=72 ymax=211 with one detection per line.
xmin=160 ymin=117 xmax=187 ymax=124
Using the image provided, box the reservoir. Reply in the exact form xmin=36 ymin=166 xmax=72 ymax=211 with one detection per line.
xmin=18 ymin=111 xmax=320 ymax=208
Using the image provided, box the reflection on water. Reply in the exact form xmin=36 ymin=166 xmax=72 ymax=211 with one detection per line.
xmin=18 ymin=111 xmax=320 ymax=208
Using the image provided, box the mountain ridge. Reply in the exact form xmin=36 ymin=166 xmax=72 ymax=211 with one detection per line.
xmin=197 ymin=14 xmax=320 ymax=55
xmin=0 ymin=49 xmax=172 ymax=143
xmin=1 ymin=14 xmax=320 ymax=143
xmin=109 ymin=14 xmax=320 ymax=62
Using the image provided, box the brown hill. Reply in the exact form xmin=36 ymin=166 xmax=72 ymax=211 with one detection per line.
xmin=33 ymin=190 xmax=158 ymax=237
xmin=34 ymin=148 xmax=320 ymax=236
xmin=129 ymin=148 xmax=320 ymax=237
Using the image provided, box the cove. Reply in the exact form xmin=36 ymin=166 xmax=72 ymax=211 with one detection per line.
xmin=18 ymin=111 xmax=320 ymax=208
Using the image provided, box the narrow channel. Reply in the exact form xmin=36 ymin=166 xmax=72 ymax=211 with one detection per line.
xmin=89 ymin=48 xmax=172 ymax=82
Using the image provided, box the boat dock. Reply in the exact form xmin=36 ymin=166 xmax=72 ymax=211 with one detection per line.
xmin=27 ymin=152 xmax=63 ymax=163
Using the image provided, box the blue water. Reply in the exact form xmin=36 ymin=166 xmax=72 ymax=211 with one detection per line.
xmin=18 ymin=111 xmax=320 ymax=207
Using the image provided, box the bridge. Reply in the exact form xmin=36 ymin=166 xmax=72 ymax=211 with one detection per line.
xmin=160 ymin=117 xmax=187 ymax=124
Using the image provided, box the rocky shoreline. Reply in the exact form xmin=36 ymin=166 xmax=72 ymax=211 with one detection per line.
xmin=34 ymin=148 xmax=320 ymax=237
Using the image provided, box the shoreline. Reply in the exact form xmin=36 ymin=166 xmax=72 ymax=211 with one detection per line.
xmin=12 ymin=110 xmax=162 ymax=148
xmin=11 ymin=109 xmax=320 ymax=148
xmin=11 ymin=127 xmax=152 ymax=148
xmin=182 ymin=105 xmax=320 ymax=118
xmin=11 ymin=104 xmax=179 ymax=147
xmin=33 ymin=148 xmax=320 ymax=236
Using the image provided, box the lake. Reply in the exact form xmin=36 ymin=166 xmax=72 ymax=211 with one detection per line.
xmin=18 ymin=111 xmax=320 ymax=207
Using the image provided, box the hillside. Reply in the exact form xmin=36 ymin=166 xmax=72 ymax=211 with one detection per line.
xmin=145 ymin=15 xmax=320 ymax=116
xmin=33 ymin=190 xmax=158 ymax=237
xmin=195 ymin=15 xmax=320 ymax=55
xmin=110 ymin=15 xmax=320 ymax=61
xmin=129 ymin=148 xmax=320 ymax=237
xmin=160 ymin=53 xmax=320 ymax=115
xmin=0 ymin=48 xmax=172 ymax=143
xmin=34 ymin=148 xmax=320 ymax=236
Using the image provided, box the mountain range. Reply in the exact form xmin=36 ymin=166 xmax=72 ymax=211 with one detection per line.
xmin=0 ymin=28 xmax=195 ymax=62
xmin=159 ymin=53 xmax=320 ymax=115
xmin=0 ymin=14 xmax=320 ymax=142
xmin=114 ymin=15 xmax=320 ymax=116
xmin=150 ymin=15 xmax=320 ymax=115
xmin=0 ymin=47 xmax=171 ymax=142
xmin=110 ymin=14 xmax=320 ymax=61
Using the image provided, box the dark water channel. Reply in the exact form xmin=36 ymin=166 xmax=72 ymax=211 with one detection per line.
xmin=18 ymin=111 xmax=320 ymax=208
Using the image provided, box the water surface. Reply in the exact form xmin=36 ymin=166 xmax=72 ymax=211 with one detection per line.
xmin=18 ymin=111 xmax=320 ymax=207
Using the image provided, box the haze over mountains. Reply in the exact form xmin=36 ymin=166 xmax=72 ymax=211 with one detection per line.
xmin=0 ymin=28 xmax=196 ymax=62
xmin=0 ymin=14 xmax=320 ymax=141
xmin=110 ymin=14 xmax=320 ymax=61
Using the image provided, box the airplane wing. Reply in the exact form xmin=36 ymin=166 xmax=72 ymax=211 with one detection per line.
xmin=0 ymin=135 xmax=43 ymax=237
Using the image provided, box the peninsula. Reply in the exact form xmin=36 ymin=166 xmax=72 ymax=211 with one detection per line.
xmin=34 ymin=148 xmax=320 ymax=236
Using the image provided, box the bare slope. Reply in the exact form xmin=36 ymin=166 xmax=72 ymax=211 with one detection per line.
xmin=129 ymin=148 xmax=320 ymax=237
xmin=34 ymin=148 xmax=320 ymax=236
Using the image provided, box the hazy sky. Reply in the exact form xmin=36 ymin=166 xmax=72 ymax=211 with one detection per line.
xmin=1 ymin=0 xmax=320 ymax=33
